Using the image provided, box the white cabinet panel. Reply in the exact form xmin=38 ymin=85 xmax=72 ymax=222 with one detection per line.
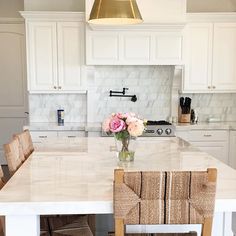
xmin=57 ymin=131 xmax=86 ymax=137
xmin=27 ymin=22 xmax=58 ymax=91
xmin=87 ymin=33 xmax=119 ymax=65
xmin=229 ymin=131 xmax=236 ymax=169
xmin=122 ymin=35 xmax=151 ymax=62
xmin=30 ymin=131 xmax=58 ymax=143
xmin=86 ymin=31 xmax=183 ymax=65
xmin=212 ymin=23 xmax=236 ymax=91
xmin=57 ymin=22 xmax=83 ymax=91
xmin=183 ymin=23 xmax=213 ymax=92
xmin=154 ymin=35 xmax=182 ymax=64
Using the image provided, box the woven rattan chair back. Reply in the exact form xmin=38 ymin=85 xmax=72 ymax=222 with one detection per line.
xmin=3 ymin=138 xmax=24 ymax=176
xmin=14 ymin=129 xmax=34 ymax=160
xmin=114 ymin=168 xmax=217 ymax=236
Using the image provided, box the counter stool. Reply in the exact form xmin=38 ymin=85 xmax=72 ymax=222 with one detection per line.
xmin=14 ymin=129 xmax=34 ymax=160
xmin=112 ymin=168 xmax=217 ymax=236
xmin=3 ymin=138 xmax=24 ymax=176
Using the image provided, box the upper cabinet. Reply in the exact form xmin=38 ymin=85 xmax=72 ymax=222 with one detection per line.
xmin=85 ymin=0 xmax=186 ymax=66
xmin=21 ymin=12 xmax=85 ymax=93
xmin=183 ymin=14 xmax=236 ymax=93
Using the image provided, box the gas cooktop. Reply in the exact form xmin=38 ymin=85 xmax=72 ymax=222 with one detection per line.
xmin=143 ymin=120 xmax=175 ymax=137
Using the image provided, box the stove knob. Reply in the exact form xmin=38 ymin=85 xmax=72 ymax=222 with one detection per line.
xmin=157 ymin=129 xmax=163 ymax=135
xmin=165 ymin=128 xmax=172 ymax=135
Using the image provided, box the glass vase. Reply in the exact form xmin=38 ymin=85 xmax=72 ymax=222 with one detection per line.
xmin=115 ymin=135 xmax=136 ymax=162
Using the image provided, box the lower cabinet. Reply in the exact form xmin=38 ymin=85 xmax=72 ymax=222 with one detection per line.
xmin=229 ymin=131 xmax=236 ymax=169
xmin=30 ymin=131 xmax=86 ymax=143
xmin=176 ymin=129 xmax=229 ymax=165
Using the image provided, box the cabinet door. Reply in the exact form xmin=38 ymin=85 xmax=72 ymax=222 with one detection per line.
xmin=183 ymin=23 xmax=213 ymax=92
xmin=229 ymin=131 xmax=236 ymax=169
xmin=190 ymin=141 xmax=229 ymax=164
xmin=27 ymin=22 xmax=58 ymax=91
xmin=57 ymin=22 xmax=84 ymax=91
xmin=86 ymin=32 xmax=120 ymax=65
xmin=212 ymin=23 xmax=236 ymax=91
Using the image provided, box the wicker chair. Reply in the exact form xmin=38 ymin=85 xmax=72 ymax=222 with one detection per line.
xmin=112 ymin=168 xmax=217 ymax=236
xmin=14 ymin=129 xmax=34 ymax=160
xmin=3 ymin=138 xmax=24 ymax=176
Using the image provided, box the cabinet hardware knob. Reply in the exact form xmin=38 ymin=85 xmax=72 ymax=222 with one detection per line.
xmin=54 ymin=86 xmax=57 ymax=89
xmin=58 ymin=86 xmax=62 ymax=89
xmin=212 ymin=86 xmax=216 ymax=89
xmin=204 ymin=134 xmax=212 ymax=137
xmin=208 ymin=86 xmax=211 ymax=89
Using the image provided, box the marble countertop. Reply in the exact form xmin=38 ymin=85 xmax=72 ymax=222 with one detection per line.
xmin=176 ymin=122 xmax=236 ymax=131
xmin=24 ymin=122 xmax=102 ymax=132
xmin=25 ymin=121 xmax=236 ymax=133
xmin=0 ymin=137 xmax=236 ymax=215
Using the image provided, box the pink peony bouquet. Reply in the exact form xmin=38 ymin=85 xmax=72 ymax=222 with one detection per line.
xmin=102 ymin=112 xmax=146 ymax=140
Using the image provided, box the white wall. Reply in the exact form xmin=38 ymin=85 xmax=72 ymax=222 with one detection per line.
xmin=0 ymin=0 xmax=24 ymax=17
xmin=187 ymin=0 xmax=236 ymax=12
xmin=24 ymin=0 xmax=84 ymax=11
xmin=23 ymin=0 xmax=236 ymax=12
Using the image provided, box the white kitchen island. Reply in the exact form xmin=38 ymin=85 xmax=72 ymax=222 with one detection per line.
xmin=0 ymin=137 xmax=236 ymax=236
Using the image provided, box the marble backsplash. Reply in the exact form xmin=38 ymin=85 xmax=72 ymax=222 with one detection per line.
xmin=182 ymin=93 xmax=236 ymax=122
xmin=29 ymin=94 xmax=87 ymax=123
xmin=28 ymin=66 xmax=236 ymax=124
xmin=87 ymin=66 xmax=174 ymax=122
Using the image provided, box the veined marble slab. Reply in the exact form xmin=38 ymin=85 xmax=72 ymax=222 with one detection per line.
xmin=0 ymin=137 xmax=236 ymax=215
xmin=176 ymin=122 xmax=236 ymax=131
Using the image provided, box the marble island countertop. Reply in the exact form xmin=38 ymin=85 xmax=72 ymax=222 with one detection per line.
xmin=0 ymin=137 xmax=236 ymax=216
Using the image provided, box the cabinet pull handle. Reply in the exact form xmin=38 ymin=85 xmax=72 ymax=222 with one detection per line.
xmin=204 ymin=134 xmax=212 ymax=137
xmin=39 ymin=136 xmax=48 ymax=138
xmin=67 ymin=136 xmax=76 ymax=138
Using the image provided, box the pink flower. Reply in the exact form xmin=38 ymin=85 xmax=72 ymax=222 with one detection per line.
xmin=102 ymin=117 xmax=112 ymax=132
xmin=126 ymin=116 xmax=138 ymax=125
xmin=128 ymin=120 xmax=145 ymax=137
xmin=109 ymin=118 xmax=126 ymax=133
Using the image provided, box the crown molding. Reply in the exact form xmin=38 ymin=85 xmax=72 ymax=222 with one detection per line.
xmin=20 ymin=11 xmax=85 ymax=22
xmin=187 ymin=12 xmax=236 ymax=23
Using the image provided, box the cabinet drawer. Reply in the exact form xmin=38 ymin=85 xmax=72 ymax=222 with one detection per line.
xmin=57 ymin=131 xmax=85 ymax=138
xmin=188 ymin=130 xmax=228 ymax=141
xmin=30 ymin=131 xmax=58 ymax=142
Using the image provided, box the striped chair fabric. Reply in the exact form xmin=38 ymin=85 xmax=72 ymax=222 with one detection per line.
xmin=113 ymin=169 xmax=217 ymax=236
xmin=14 ymin=129 xmax=34 ymax=160
xmin=3 ymin=138 xmax=24 ymax=175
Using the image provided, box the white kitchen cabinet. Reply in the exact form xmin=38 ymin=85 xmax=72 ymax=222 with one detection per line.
xmin=86 ymin=31 xmax=183 ymax=65
xmin=229 ymin=131 xmax=236 ymax=169
xmin=183 ymin=17 xmax=236 ymax=93
xmin=183 ymin=23 xmax=213 ymax=92
xmin=30 ymin=130 xmax=86 ymax=143
xmin=27 ymin=22 xmax=58 ymax=91
xmin=188 ymin=130 xmax=229 ymax=164
xmin=212 ymin=23 xmax=236 ymax=91
xmin=21 ymin=12 xmax=85 ymax=93
xmin=30 ymin=131 xmax=58 ymax=143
